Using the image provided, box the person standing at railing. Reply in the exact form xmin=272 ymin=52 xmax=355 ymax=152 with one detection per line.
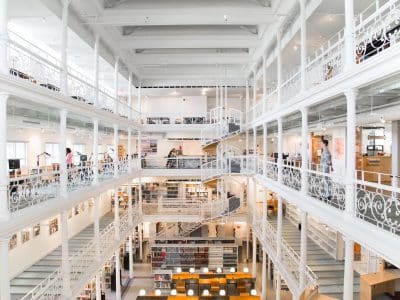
xmin=166 ymin=148 xmax=177 ymax=168
xmin=66 ymin=148 xmax=73 ymax=168
xmin=320 ymin=139 xmax=333 ymax=200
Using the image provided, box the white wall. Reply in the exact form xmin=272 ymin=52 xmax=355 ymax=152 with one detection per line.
xmin=9 ymin=193 xmax=111 ymax=278
xmin=143 ymin=96 xmax=207 ymax=115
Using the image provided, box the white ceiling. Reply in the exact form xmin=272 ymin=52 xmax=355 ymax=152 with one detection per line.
xmin=8 ymin=0 xmax=376 ymax=95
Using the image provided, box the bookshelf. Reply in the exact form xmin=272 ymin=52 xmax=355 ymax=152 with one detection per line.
xmin=151 ymin=238 xmax=237 ymax=273
xmin=154 ymin=269 xmax=173 ymax=289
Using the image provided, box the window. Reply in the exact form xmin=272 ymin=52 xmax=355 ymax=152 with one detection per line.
xmin=45 ymin=143 xmax=60 ymax=164
xmin=7 ymin=142 xmax=27 ymax=167
xmin=73 ymin=144 xmax=86 ymax=165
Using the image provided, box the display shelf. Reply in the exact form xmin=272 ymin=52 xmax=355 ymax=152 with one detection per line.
xmin=154 ymin=269 xmax=172 ymax=289
xmin=151 ymin=238 xmax=237 ymax=273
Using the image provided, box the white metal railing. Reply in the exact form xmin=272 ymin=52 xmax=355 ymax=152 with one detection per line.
xmin=281 ymin=69 xmax=301 ymax=104
xmin=141 ymin=156 xmax=205 ymax=170
xmin=8 ymin=170 xmax=60 ymax=213
xmin=355 ymin=0 xmax=400 ymax=63
xmin=67 ymin=166 xmax=94 ymax=191
xmin=142 ymin=112 xmax=208 ymax=125
xmin=98 ymin=161 xmax=115 ymax=180
xmin=201 ymin=159 xmax=222 ymax=181
xmin=142 ymin=198 xmax=203 ymax=216
xmin=252 ymin=213 xmax=317 ymax=295
xmin=22 ymin=210 xmax=140 ymax=300
xmin=5 ymin=30 xmax=139 ymax=121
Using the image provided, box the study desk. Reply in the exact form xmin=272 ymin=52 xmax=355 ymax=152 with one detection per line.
xmin=360 ymin=269 xmax=400 ymax=299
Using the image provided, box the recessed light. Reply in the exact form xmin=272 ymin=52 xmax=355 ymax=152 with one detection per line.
xmin=293 ymin=45 xmax=299 ymax=51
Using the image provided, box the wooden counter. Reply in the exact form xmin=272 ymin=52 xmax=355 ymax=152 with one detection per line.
xmin=361 ymin=156 xmax=391 ymax=183
xmin=360 ymin=269 xmax=400 ymax=299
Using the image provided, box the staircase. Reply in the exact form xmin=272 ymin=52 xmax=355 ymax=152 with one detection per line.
xmin=10 ymin=212 xmax=114 ymax=300
xmin=269 ymin=218 xmax=360 ymax=300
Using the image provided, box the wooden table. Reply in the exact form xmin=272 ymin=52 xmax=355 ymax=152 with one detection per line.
xmin=360 ymin=269 xmax=400 ymax=299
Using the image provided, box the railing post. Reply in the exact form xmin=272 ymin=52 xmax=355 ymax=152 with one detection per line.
xmin=343 ymin=237 xmax=354 ymax=300
xmin=0 ymin=0 xmax=9 ymax=75
xmin=277 ymin=117 xmax=283 ymax=183
xmin=60 ymin=0 xmax=71 ymax=95
xmin=59 ymin=109 xmax=68 ymax=197
xmin=301 ymin=107 xmax=309 ymax=194
xmin=252 ymin=67 xmax=257 ymax=121
xmin=300 ymin=0 xmax=307 ymax=92
xmin=262 ymin=54 xmax=267 ymax=114
xmin=114 ymin=190 xmax=120 ymax=241
xmin=0 ymin=93 xmax=9 ymax=221
xmin=277 ymin=29 xmax=282 ymax=106
xmin=253 ymin=127 xmax=257 ymax=171
xmin=0 ymin=236 xmax=10 ymax=300
xmin=128 ymin=235 xmax=134 ymax=279
xmin=93 ymin=33 xmax=100 ymax=107
xmin=61 ymin=210 xmax=72 ymax=299
xmin=128 ymin=128 xmax=132 ymax=173
xmin=113 ymin=124 xmax=119 ymax=178
xmin=299 ymin=211 xmax=308 ymax=290
xmin=344 ymin=0 xmax=355 ymax=71
xmin=114 ymin=56 xmax=120 ymax=115
xmin=263 ymin=123 xmax=268 ymax=175
xmin=115 ymin=249 xmax=121 ymax=300
xmin=93 ymin=117 xmax=99 ymax=185
xmin=245 ymin=78 xmax=250 ymax=123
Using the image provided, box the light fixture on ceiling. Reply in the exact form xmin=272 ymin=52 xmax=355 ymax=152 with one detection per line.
xmin=155 ymin=290 xmax=162 ymax=296
xmin=380 ymin=116 xmax=386 ymax=124
xmin=328 ymin=15 xmax=334 ymax=22
xmin=224 ymin=14 xmax=228 ymax=23
xmin=293 ymin=45 xmax=299 ymax=51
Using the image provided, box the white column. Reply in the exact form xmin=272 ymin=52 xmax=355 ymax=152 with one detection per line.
xmin=115 ymin=250 xmax=121 ymax=300
xmin=0 ymin=94 xmax=9 ymax=221
xmin=262 ymin=55 xmax=267 ymax=114
xmin=139 ymin=223 xmax=143 ymax=261
xmin=263 ymin=123 xmax=267 ymax=174
xmin=95 ymin=274 xmax=101 ymax=300
xmin=276 ymin=196 xmax=283 ymax=261
xmin=59 ymin=109 xmax=67 ymax=197
xmin=137 ymin=84 xmax=142 ymax=112
xmin=344 ymin=0 xmax=355 ymax=71
xmin=345 ymin=89 xmax=357 ymax=215
xmin=246 ymin=226 xmax=250 ymax=262
xmin=138 ymin=176 xmax=143 ymax=215
xmin=216 ymin=85 xmax=219 ymax=108
xmin=128 ymin=72 xmax=133 ymax=120
xmin=299 ymin=211 xmax=308 ymax=289
xmin=261 ymin=250 xmax=267 ymax=300
xmin=252 ymin=68 xmax=256 ymax=121
xmin=224 ymin=85 xmax=228 ymax=121
xmin=60 ymin=0 xmax=71 ymax=95
xmin=61 ymin=211 xmax=72 ymax=298
xmin=299 ymin=0 xmax=307 ymax=92
xmin=114 ymin=191 xmax=120 ymax=240
xmin=252 ymin=230 xmax=257 ymax=277
xmin=253 ymin=127 xmax=257 ymax=170
xmin=276 ymin=272 xmax=281 ymax=300
xmin=0 ymin=0 xmax=9 ymax=75
xmin=277 ymin=117 xmax=283 ymax=183
xmin=128 ymin=181 xmax=133 ymax=225
xmin=245 ymin=79 xmax=250 ymax=123
xmin=113 ymin=124 xmax=119 ymax=177
xmin=138 ymin=131 xmax=142 ymax=170
xmin=114 ymin=56 xmax=120 ymax=114
xmin=94 ymin=196 xmax=101 ymax=262
xmin=93 ymin=33 xmax=100 ymax=107
xmin=343 ymin=238 xmax=354 ymax=300
xmin=277 ymin=30 xmax=282 ymax=105
xmin=128 ymin=235 xmax=134 ymax=279
xmin=92 ymin=118 xmax=99 ymax=185
xmin=392 ymin=121 xmax=400 ymax=187
xmin=301 ymin=107 xmax=308 ymax=193
xmin=128 ymin=128 xmax=132 ymax=173
xmin=0 ymin=237 xmax=10 ymax=300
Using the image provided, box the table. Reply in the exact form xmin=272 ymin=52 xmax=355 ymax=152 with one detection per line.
xmin=360 ymin=269 xmax=400 ymax=299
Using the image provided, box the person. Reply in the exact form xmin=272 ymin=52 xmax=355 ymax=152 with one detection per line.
xmin=320 ymin=139 xmax=332 ymax=200
xmin=178 ymin=222 xmax=183 ymax=235
xmin=166 ymin=148 xmax=177 ymax=168
xmin=66 ymin=148 xmax=73 ymax=168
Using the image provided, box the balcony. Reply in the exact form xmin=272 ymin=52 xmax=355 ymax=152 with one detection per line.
xmin=141 ymin=156 xmax=206 ymax=177
xmin=4 ymin=31 xmax=139 ymax=123
xmin=251 ymin=0 xmax=400 ymax=121
xmin=7 ymin=159 xmax=134 ymax=216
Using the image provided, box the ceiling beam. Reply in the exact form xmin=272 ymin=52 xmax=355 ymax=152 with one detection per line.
xmin=119 ymin=35 xmax=259 ymax=49
xmin=81 ymin=7 xmax=278 ymax=26
xmin=130 ymin=53 xmax=250 ymax=65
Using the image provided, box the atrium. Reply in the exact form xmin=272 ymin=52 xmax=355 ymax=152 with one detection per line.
xmin=0 ymin=0 xmax=400 ymax=299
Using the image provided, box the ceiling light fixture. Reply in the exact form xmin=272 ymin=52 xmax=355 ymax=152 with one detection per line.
xmin=293 ymin=45 xmax=299 ymax=51
xmin=224 ymin=14 xmax=228 ymax=23
xmin=380 ymin=116 xmax=386 ymax=124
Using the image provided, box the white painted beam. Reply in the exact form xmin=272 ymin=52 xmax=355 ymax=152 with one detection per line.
xmin=131 ymin=53 xmax=250 ymax=65
xmin=84 ymin=7 xmax=276 ymax=26
xmin=120 ymin=35 xmax=259 ymax=49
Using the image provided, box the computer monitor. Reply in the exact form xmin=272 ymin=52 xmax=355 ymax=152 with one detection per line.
xmin=80 ymin=155 xmax=88 ymax=162
xmin=8 ymin=159 xmax=20 ymax=170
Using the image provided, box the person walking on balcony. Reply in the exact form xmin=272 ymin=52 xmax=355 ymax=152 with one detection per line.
xmin=320 ymin=139 xmax=332 ymax=200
